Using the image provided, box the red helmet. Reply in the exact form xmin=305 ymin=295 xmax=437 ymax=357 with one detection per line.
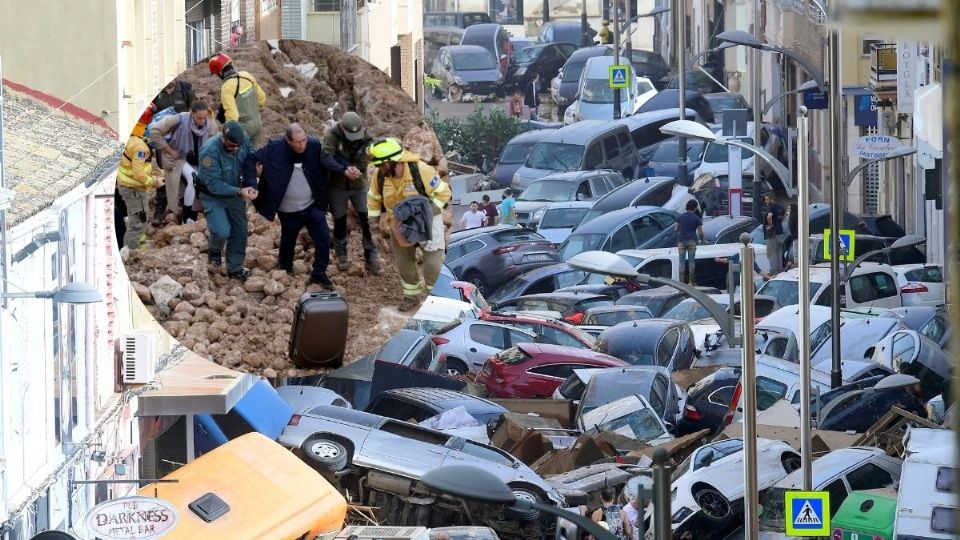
xmin=208 ymin=53 xmax=232 ymax=76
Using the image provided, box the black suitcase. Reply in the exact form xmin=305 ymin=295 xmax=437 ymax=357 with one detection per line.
xmin=289 ymin=291 xmax=349 ymax=368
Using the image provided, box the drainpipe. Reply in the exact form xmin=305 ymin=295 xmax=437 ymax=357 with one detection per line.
xmin=84 ymin=192 xmax=97 ymax=510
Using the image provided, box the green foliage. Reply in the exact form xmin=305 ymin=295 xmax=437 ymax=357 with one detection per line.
xmin=428 ymin=103 xmax=524 ymax=166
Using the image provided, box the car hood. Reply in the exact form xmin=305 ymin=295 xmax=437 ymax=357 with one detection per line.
xmin=454 ymin=68 xmax=502 ymax=83
xmin=513 ymin=200 xmax=554 ymax=213
xmin=493 ymin=162 xmax=523 ymax=185
xmin=539 ymin=227 xmax=574 ymax=244
xmin=514 ymin=166 xmax=559 ymax=184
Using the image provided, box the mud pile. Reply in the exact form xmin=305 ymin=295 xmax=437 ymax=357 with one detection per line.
xmin=123 ymin=40 xmax=448 ymax=376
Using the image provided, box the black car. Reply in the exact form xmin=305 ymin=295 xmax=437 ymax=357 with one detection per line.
xmin=675 ymin=366 xmax=741 ymax=436
xmin=506 ymin=42 xmax=576 ymax=91
xmin=430 ymin=45 xmax=502 ymax=101
xmin=809 ymin=233 xmax=925 ymax=266
xmin=702 ymin=215 xmax=762 ymax=245
xmin=551 ymin=46 xmax=612 ymax=113
xmin=538 ymin=21 xmax=591 ymax=46
xmin=665 ymin=70 xmax=727 ymax=95
xmin=857 ymin=213 xmax=906 ymax=238
xmin=626 ymin=49 xmax=670 ymax=90
xmin=555 ymin=283 xmax=641 ymax=302
xmin=748 ymin=203 xmax=874 ymax=244
xmin=577 ymin=176 xmax=684 ymax=229
xmin=805 ymin=375 xmax=887 ymax=419
xmin=487 ymin=263 xmax=589 ymax=304
xmin=639 ymin=137 xmax=706 ymax=178
xmin=616 ymin=286 xmax=721 ymax=317
xmin=366 ymin=387 xmax=508 ymax=427
xmin=593 ymin=319 xmax=697 ymax=371
xmin=817 ymin=386 xmax=927 ymax=432
xmin=637 ymin=89 xmax=716 ymax=124
xmin=559 ymin=206 xmax=680 ymax=260
xmin=492 ymin=129 xmax=556 ymax=188
xmin=493 ymin=291 xmax=614 ymax=325
xmin=446 ymin=226 xmax=559 ymax=295
xmin=692 ymin=172 xmax=771 ymax=218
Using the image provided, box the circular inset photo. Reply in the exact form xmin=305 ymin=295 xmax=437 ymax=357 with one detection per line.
xmin=118 ymin=40 xmax=454 ymax=376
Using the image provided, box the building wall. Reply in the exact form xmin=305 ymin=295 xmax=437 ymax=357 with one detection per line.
xmin=307 ymin=12 xmax=342 ymax=46
xmin=261 ymin=0 xmax=284 ymax=40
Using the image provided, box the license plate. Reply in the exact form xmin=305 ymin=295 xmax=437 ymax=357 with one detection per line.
xmin=524 ymin=253 xmax=554 ymax=262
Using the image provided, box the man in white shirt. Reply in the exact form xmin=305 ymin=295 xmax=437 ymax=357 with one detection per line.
xmin=459 ymin=201 xmax=487 ymax=230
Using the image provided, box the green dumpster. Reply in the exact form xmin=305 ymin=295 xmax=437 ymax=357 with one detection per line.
xmin=831 ymin=488 xmax=897 ymax=540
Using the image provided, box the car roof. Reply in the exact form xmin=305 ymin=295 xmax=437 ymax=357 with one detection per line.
xmin=617 ymin=242 xmax=764 ymax=261
xmin=702 ymin=214 xmax=758 ymax=234
xmin=462 ymin=22 xmax=500 ymax=35
xmin=517 ymin=342 xmax=620 ymax=362
xmin=777 ymin=447 xmax=889 ymax=489
xmin=511 ymin=291 xmax=610 ymax=302
xmin=506 ymin=129 xmax=556 ymax=144
xmin=617 ymin=108 xmax=695 ymax=128
xmin=758 ymin=305 xmax=834 ymax=334
xmin=770 ymin=261 xmax=895 ymax=283
xmin=540 ymin=120 xmax=625 ymax=144
xmin=445 ymin=44 xmax=493 ymax=55
xmin=545 ymin=200 xmax=597 ymax=211
xmin=570 ymin=206 xmax=661 ymax=234
xmin=566 ymin=46 xmax=612 ymax=63
xmin=598 ymin=318 xmax=680 ymax=346
xmin=618 ymin=285 xmax=714 ymax=299
xmin=589 ymin=177 xmax=676 ymax=211
xmin=587 ymin=365 xmax=668 ymax=386
xmin=540 ymin=169 xmax=622 ymax=182
xmin=584 ymin=55 xmax=621 ymax=76
xmin=381 ymin=387 xmax=506 ymax=412
xmin=449 ymin=224 xmax=537 ymax=244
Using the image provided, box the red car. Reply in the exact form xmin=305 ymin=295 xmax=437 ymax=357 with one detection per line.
xmin=476 ymin=343 xmax=627 ymax=399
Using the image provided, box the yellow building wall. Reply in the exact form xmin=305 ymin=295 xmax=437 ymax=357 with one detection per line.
xmin=306 ymin=12 xmax=341 ymax=46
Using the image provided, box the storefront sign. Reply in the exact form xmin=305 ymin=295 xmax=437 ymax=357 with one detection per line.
xmin=855 ymin=134 xmax=903 ymax=160
xmin=853 ymin=94 xmax=878 ymax=127
xmin=897 ymin=41 xmax=918 ymax=113
xmin=84 ymin=496 xmax=179 ymax=540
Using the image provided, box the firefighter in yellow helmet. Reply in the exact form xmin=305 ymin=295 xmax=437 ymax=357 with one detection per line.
xmin=367 ymin=138 xmax=452 ymax=312
xmin=117 ymin=120 xmax=159 ymax=250
xmin=209 ymin=52 xmax=266 ymax=145
xmin=598 ymin=20 xmax=612 ymax=44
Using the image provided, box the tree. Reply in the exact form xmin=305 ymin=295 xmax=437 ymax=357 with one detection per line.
xmin=429 ymin=103 xmax=524 ymax=168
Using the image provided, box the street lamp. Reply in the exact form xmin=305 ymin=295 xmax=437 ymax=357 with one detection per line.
xmin=715 ymin=30 xmax=826 ymax=92
xmin=0 ymin=282 xmax=103 ymax=304
xmin=420 ymin=465 xmax=619 ymax=540
xmin=842 ymin=146 xmax=917 ymax=212
xmin=762 ymin=79 xmax=819 ymax=116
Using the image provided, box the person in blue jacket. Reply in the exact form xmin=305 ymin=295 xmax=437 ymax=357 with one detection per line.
xmin=198 ymin=121 xmax=258 ymax=280
xmin=243 ymin=122 xmax=358 ymax=288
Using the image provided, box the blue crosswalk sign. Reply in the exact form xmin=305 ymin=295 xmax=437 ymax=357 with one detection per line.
xmin=785 ymin=491 xmax=830 ymax=536
xmin=609 ymin=65 xmax=630 ymax=89
xmin=823 ymin=228 xmax=856 ymax=262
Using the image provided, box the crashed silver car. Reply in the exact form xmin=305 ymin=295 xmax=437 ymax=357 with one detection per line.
xmin=278 ymin=405 xmax=565 ymax=538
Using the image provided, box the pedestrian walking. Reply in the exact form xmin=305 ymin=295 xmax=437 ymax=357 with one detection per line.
xmin=460 ymin=201 xmax=487 ymax=230
xmin=524 ymin=74 xmax=540 ymax=121
xmin=321 ymin=111 xmax=382 ymax=276
xmin=117 ymin=129 xmax=159 ymax=250
xmin=197 ymin=121 xmax=258 ymax=280
xmin=367 ymin=137 xmax=452 ymax=311
xmin=498 ymin=188 xmax=518 ymax=226
xmin=478 ymin=194 xmax=499 ymax=225
xmin=209 ymin=52 xmax=267 ymax=145
xmin=149 ymin=99 xmax=218 ymax=225
xmin=761 ymin=192 xmax=785 ymax=273
xmin=675 ymin=199 xmax=706 ymax=285
xmin=591 ymin=487 xmax=626 ymax=539
xmin=245 ymin=123 xmax=355 ymax=288
xmin=508 ymin=88 xmax=524 ymax=119
xmin=783 ymin=202 xmax=799 ymax=269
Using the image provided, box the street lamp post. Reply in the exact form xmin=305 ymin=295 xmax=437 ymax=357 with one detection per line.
xmin=842 ymin=146 xmax=918 ymax=213
xmin=797 ymin=106 xmax=813 ymax=491
xmin=738 ymin=232 xmax=760 ymax=539
xmin=677 ymin=0 xmax=688 ymax=186
xmin=613 ymin=0 xmax=621 ymax=120
xmin=0 ymin=282 xmax=102 ymax=304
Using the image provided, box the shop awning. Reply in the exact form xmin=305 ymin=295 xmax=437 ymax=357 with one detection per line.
xmin=137 ymin=351 xmax=256 ymax=416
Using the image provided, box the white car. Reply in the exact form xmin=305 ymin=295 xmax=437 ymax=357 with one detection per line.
xmin=667 ymin=438 xmax=800 ymax=533
xmin=536 ymin=200 xmax=595 ymax=245
xmin=634 ymin=76 xmax=658 ymax=109
xmin=578 ymin=394 xmax=673 ymax=450
xmin=893 ymin=263 xmax=945 ymax=307
xmin=757 ymin=262 xmax=904 ymax=310
xmin=434 ymin=319 xmax=538 ymax=375
xmin=404 ymin=295 xmax=481 ymax=333
xmin=692 ymin=122 xmax=782 ymax=179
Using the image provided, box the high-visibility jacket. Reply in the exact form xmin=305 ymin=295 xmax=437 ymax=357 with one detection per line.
xmin=367 ymin=151 xmax=451 ymax=218
xmin=220 ymin=70 xmax=266 ymax=138
xmin=117 ymin=136 xmax=156 ymax=191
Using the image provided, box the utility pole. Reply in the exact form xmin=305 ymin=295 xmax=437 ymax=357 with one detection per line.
xmin=677 ymin=0 xmax=688 ymax=185
xmin=652 ymin=448 xmax=672 ymax=540
xmin=797 ymin=106 xmax=813 ymax=490
xmin=751 ymin=0 xmax=763 ymax=218
xmin=828 ymin=24 xmax=843 ymax=389
xmin=625 ymin=0 xmax=633 ymax=62
xmin=739 ymin=233 xmax=759 ymax=540
xmin=613 ymin=0 xmax=622 ymax=120
xmin=543 ymin=0 xmax=550 ymax=23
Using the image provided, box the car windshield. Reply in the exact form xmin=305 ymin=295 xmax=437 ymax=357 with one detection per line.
xmin=652 ymin=140 xmax=704 ymax=161
xmin=453 ymin=51 xmax=497 ymax=70
xmin=487 ymin=276 xmax=527 ymax=304
xmin=663 ymin=301 xmax=713 ymax=322
xmin=581 ymin=79 xmax=629 ymax=104
xmin=630 ymin=50 xmax=665 ymax=66
xmin=541 ymin=207 xmax=591 ymax=229
xmin=518 ymin=180 xmax=576 ymax=202
xmin=500 ymin=142 xmax=538 ymax=164
xmin=526 ymin=142 xmax=584 ymax=170
xmin=562 ymin=60 xmax=588 ymax=82
xmin=760 ymin=487 xmax=789 ymax=531
xmin=704 ymin=137 xmax=755 ymax=162
xmin=578 ymin=209 xmax=602 ymax=227
xmin=707 ymin=95 xmax=746 ymax=112
xmin=581 ymin=378 xmax=648 ymax=414
xmin=512 ymin=46 xmax=542 ymax=63
xmin=582 ymin=398 xmax=666 ymax=442
xmin=758 ymin=280 xmax=822 ymax=308
xmin=591 ymin=310 xmax=651 ymax=326
xmin=559 ymin=234 xmax=605 ymax=259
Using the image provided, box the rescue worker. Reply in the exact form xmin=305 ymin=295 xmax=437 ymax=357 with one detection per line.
xmin=208 ymin=52 xmax=266 ymax=145
xmin=598 ymin=20 xmax=612 ymax=44
xmin=198 ymin=121 xmax=258 ymax=280
xmin=367 ymin=138 xmax=452 ymax=311
xmin=321 ymin=111 xmax=382 ymax=275
xmin=117 ymin=126 xmax=158 ymax=250
xmin=244 ymin=123 xmax=356 ymax=288
xmin=149 ymin=99 xmax=218 ymax=225
xmin=150 ymin=78 xmax=196 ymax=226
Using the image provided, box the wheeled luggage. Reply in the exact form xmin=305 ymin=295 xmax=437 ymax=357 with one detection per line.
xmin=289 ymin=292 xmax=349 ymax=368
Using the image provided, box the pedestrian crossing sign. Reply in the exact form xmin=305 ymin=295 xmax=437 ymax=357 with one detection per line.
xmin=785 ymin=490 xmax=831 ymax=536
xmin=823 ymin=228 xmax=856 ymax=262
xmin=609 ymin=64 xmax=630 ymax=89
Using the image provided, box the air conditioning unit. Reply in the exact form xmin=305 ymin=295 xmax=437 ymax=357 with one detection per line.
xmin=333 ymin=526 xmax=429 ymax=540
xmin=122 ymin=330 xmax=157 ymax=384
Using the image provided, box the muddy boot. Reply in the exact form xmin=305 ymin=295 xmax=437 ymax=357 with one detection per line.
xmin=334 ymin=237 xmax=350 ymax=272
xmin=397 ymin=296 xmax=420 ymax=312
xmin=364 ymin=250 xmax=384 ymax=277
xmin=150 ymin=205 xmax=166 ymax=227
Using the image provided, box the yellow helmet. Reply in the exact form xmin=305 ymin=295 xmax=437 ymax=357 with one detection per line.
xmin=369 ymin=137 xmax=404 ymax=165
xmin=602 ymin=19 xmax=609 ymax=25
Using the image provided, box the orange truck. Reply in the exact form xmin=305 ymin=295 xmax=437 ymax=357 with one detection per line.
xmin=139 ymin=432 xmax=347 ymax=539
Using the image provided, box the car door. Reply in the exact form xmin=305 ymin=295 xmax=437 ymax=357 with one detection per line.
xmin=630 ymin=214 xmax=667 ymax=248
xmin=464 ymin=321 xmax=512 ymax=368
xmin=525 ymin=363 xmax=578 ymax=397
xmin=449 ymin=239 xmax=486 ymax=277
xmin=603 ymin=224 xmax=636 ymax=253
xmin=359 ymin=420 xmax=450 ymax=472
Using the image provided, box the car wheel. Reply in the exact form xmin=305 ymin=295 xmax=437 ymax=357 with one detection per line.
xmin=464 ymin=272 xmax=487 ymax=295
xmin=504 ymin=486 xmax=542 ymax=521
xmin=782 ymin=453 xmax=801 ymax=473
xmin=693 ymin=486 xmax=731 ymax=522
xmin=302 ymin=436 xmax=349 ymax=472
xmin=445 ymin=357 xmax=468 ymax=377
xmin=448 ymin=85 xmax=463 ymax=102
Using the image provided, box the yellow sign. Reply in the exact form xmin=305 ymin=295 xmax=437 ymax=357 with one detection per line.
xmin=785 ymin=490 xmax=831 ymax=537
xmin=823 ymin=228 xmax=856 ymax=262
xmin=609 ymin=64 xmax=630 ymax=89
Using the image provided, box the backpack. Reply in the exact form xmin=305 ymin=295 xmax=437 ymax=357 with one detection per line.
xmin=603 ymin=503 xmax=626 ymax=538
xmin=145 ymin=106 xmax=180 ymax=143
xmin=377 ymin=161 xmax=427 ymax=213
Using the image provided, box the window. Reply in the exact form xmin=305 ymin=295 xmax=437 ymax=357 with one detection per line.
xmin=846 ymin=462 xmax=894 ymax=491
xmin=606 ymin=174 xmax=627 ymax=190
xmin=656 ymin=329 xmax=680 ymax=367
xmin=931 ymin=506 xmax=956 ymax=534
xmin=584 ymin=144 xmax=603 ymax=169
xmin=530 ymin=363 xmax=575 ymax=379
xmin=641 ymin=259 xmax=672 ymax=279
xmin=380 ymin=421 xmax=450 ymax=446
xmin=765 ymin=337 xmax=789 ymax=359
xmin=756 ymin=377 xmax=788 ymax=410
xmin=210 ymin=410 xmax=255 ymax=440
xmin=520 ymin=299 xmax=551 ymax=312
xmin=824 ymin=479 xmax=848 ymax=516
xmin=575 ymin=182 xmax=593 ymax=201
xmin=507 ymin=328 xmax=536 ymax=346
xmin=810 ymin=321 xmax=833 ymax=351
xmin=650 ymin=374 xmax=668 ymax=416
xmin=850 ymin=272 xmax=897 ymax=303
xmin=815 ymin=283 xmax=833 ymax=306
xmin=458 ymin=440 xmax=516 ymax=467
xmin=539 ymin=325 xmax=583 ymax=348
xmin=921 ymin=317 xmax=947 ymax=344
xmin=652 ymin=212 xmax=677 ymax=228
xmin=589 ymin=178 xmax=610 ymax=197
xmin=312 ymin=0 xmax=339 ymax=11
xmin=603 ymin=136 xmax=620 ymax=158
xmin=935 ymin=466 xmax=955 ymax=492
xmin=556 ymin=270 xmax=587 ymax=288
xmin=408 ymin=341 xmax=435 ymax=370
xmin=369 ymin=397 xmax=431 ymax=423
xmin=608 ymin=226 xmax=635 ymax=252
xmin=861 ymin=35 xmax=884 ymax=56
xmin=635 ymin=182 xmax=674 ymax=207
xmin=891 ymin=332 xmax=917 ymax=365
xmin=630 ymin=216 xmax=664 ymax=245
xmin=617 ymin=132 xmax=632 ymax=153
xmin=446 ymin=243 xmax=467 ymax=261
xmin=707 ymin=386 xmax=735 ymax=406
xmin=469 ymin=324 xmax=506 ymax=348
